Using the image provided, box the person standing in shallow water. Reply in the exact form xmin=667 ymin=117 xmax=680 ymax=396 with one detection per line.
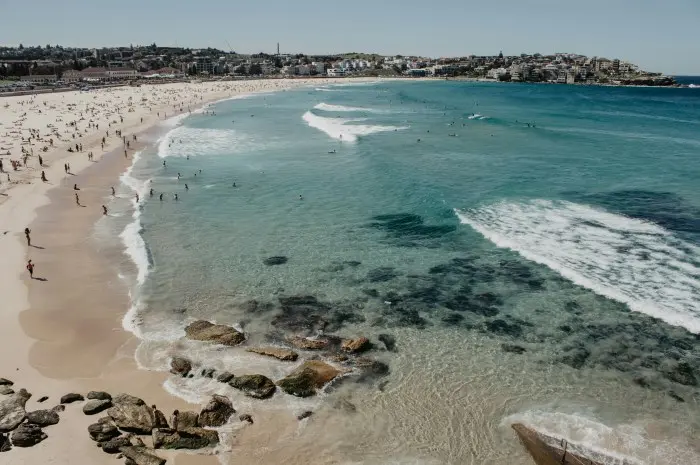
xmin=102 ymin=205 xmax=108 ymax=215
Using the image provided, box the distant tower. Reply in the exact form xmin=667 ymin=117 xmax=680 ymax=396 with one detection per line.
xmin=277 ymin=43 xmax=280 ymax=55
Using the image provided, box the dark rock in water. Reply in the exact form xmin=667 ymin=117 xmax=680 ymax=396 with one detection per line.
xmin=198 ymin=395 xmax=235 ymax=427
xmin=354 ymin=358 xmax=390 ymax=381
xmin=87 ymin=417 xmax=120 ymax=442
xmin=559 ymin=348 xmax=590 ymax=370
xmin=370 ymin=213 xmax=456 ymax=244
xmin=446 ymin=286 xmax=501 ymax=316
xmin=341 ymin=337 xmax=371 ymax=354
xmin=378 ymin=334 xmax=397 ymax=352
xmin=26 ymin=409 xmax=60 ymax=427
xmin=107 ymin=394 xmax=155 ymax=434
xmin=392 ymin=307 xmax=429 ymax=329
xmin=171 ymin=411 xmax=199 ymax=431
xmin=277 ymin=361 xmax=347 ymax=397
xmin=512 ymin=423 xmax=606 ymax=465
xmin=668 ymin=391 xmax=685 ymax=402
xmin=60 ymin=393 xmax=84 ymax=404
xmin=185 ymin=320 xmax=245 ymax=346
xmin=485 ymin=319 xmax=523 ymax=337
xmin=363 ymin=289 xmax=379 ymax=298
xmin=216 ymin=371 xmax=234 ymax=383
xmin=442 ymin=313 xmax=464 ymax=325
xmin=202 ymin=368 xmax=216 ymax=378
xmin=564 ymin=301 xmax=581 ymax=314
xmin=367 ymin=267 xmax=399 ymax=283
xmin=501 ymin=344 xmax=527 ymax=354
xmin=101 ymin=435 xmax=131 ymax=454
xmin=664 ymin=361 xmax=697 ymax=386
xmin=0 ymin=433 xmax=10 ymax=452
xmin=37 ymin=396 xmax=48 ymax=403
xmin=332 ymin=398 xmax=357 ymax=413
xmin=0 ymin=389 xmax=31 ymax=433
xmin=247 ymin=347 xmax=299 ymax=361
xmin=559 ymin=325 xmax=572 ymax=333
xmin=633 ymin=377 xmax=651 ymax=389
xmin=0 ymin=387 xmax=13 ymax=396
xmin=83 ymin=399 xmax=112 ymax=415
xmin=273 ymin=296 xmax=332 ymax=333
xmin=87 ymin=391 xmax=112 ymax=401
xmin=297 ymin=411 xmax=313 ymax=420
xmin=239 ymin=414 xmax=253 ymax=424
xmin=287 ymin=336 xmax=329 ymax=350
xmin=152 ymin=427 xmax=219 ymax=450
xmin=229 ymin=375 xmax=276 ymax=399
xmin=264 ymin=256 xmax=288 ymax=266
xmin=0 ymin=379 xmax=12 ymax=387
xmin=344 ymin=261 xmax=362 ymax=267
xmin=119 ymin=446 xmax=166 ymax=465
xmin=11 ymin=423 xmax=47 ymax=447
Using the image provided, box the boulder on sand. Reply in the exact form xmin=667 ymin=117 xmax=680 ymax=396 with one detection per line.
xmin=229 ymin=375 xmax=276 ymax=399
xmin=0 ymin=387 xmax=13 ymax=396
xmin=0 ymin=433 xmax=11 ymax=452
xmin=100 ymin=435 xmax=132 ymax=454
xmin=26 ymin=409 xmax=60 ymax=427
xmin=107 ymin=394 xmax=155 ymax=434
xmin=512 ymin=423 xmax=606 ymax=465
xmin=171 ymin=411 xmax=199 ymax=431
xmin=277 ymin=360 xmax=347 ymax=397
xmin=83 ymin=399 xmax=112 ymax=415
xmin=287 ymin=336 xmax=328 ymax=350
xmin=60 ymin=393 xmax=84 ymax=404
xmin=152 ymin=427 xmax=219 ymax=450
xmin=119 ymin=446 xmax=166 ymax=465
xmin=87 ymin=391 xmax=112 ymax=401
xmin=247 ymin=347 xmax=299 ymax=361
xmin=198 ymin=395 xmax=235 ymax=427
xmin=170 ymin=357 xmax=192 ymax=377
xmin=88 ymin=417 xmax=120 ymax=442
xmin=0 ymin=389 xmax=31 ymax=433
xmin=0 ymin=379 xmax=13 ymax=387
xmin=341 ymin=337 xmax=371 ymax=353
xmin=11 ymin=423 xmax=47 ymax=447
xmin=185 ymin=320 xmax=245 ymax=346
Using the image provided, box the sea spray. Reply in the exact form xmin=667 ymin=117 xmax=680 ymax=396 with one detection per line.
xmin=302 ymin=111 xmax=407 ymax=142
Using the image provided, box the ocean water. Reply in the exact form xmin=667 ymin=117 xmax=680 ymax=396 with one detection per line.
xmin=110 ymin=80 xmax=700 ymax=464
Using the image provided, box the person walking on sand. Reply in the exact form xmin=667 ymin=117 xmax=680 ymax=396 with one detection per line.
xmin=26 ymin=260 xmax=34 ymax=279
xmin=102 ymin=205 xmax=108 ymax=215
xmin=38 ymin=155 xmax=43 ymax=166
xmin=73 ymin=183 xmax=80 ymax=190
xmin=24 ymin=227 xmax=31 ymax=246
xmin=111 ymin=187 xmax=115 ymax=196
xmin=75 ymin=193 xmax=80 ymax=206
xmin=41 ymin=171 xmax=47 ymax=182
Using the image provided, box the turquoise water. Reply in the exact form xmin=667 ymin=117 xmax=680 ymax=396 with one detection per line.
xmin=117 ymin=81 xmax=700 ymax=464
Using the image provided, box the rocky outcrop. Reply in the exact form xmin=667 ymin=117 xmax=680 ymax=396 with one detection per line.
xmin=185 ymin=320 xmax=245 ymax=346
xmin=239 ymin=414 xmax=253 ymax=424
xmin=0 ymin=387 xmax=14 ymax=396
xmin=171 ymin=411 xmax=199 ymax=431
xmin=247 ymin=347 xmax=299 ymax=361
xmin=0 ymin=389 xmax=31 ymax=433
xmin=198 ymin=395 xmax=235 ymax=427
xmin=100 ymin=435 xmax=132 ymax=454
xmin=170 ymin=357 xmax=192 ymax=377
xmin=26 ymin=409 xmax=60 ymax=427
xmin=87 ymin=391 xmax=112 ymax=401
xmin=152 ymin=427 xmax=219 ymax=450
xmin=341 ymin=337 xmax=371 ymax=353
xmin=216 ymin=371 xmax=234 ymax=383
xmin=287 ymin=336 xmax=328 ymax=350
xmin=0 ymin=433 xmax=11 ymax=452
xmin=297 ymin=411 xmax=313 ymax=420
xmin=11 ymin=423 xmax=47 ymax=447
xmin=60 ymin=393 xmax=84 ymax=404
xmin=277 ymin=361 xmax=347 ymax=397
xmin=512 ymin=423 xmax=609 ymax=465
xmin=83 ymin=399 xmax=112 ymax=415
xmin=152 ymin=406 xmax=169 ymax=429
xmin=88 ymin=417 xmax=120 ymax=442
xmin=377 ymin=334 xmax=396 ymax=351
xmin=119 ymin=446 xmax=166 ymax=465
xmin=0 ymin=379 xmax=12 ymax=386
xmin=107 ymin=394 xmax=155 ymax=434
xmin=229 ymin=375 xmax=276 ymax=399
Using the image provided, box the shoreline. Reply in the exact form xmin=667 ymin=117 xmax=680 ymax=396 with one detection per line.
xmin=0 ymin=78 xmax=380 ymax=464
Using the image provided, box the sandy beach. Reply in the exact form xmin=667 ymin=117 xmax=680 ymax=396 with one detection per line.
xmin=0 ymin=78 xmax=377 ymax=464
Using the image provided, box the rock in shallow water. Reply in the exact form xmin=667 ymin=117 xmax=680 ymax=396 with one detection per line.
xmin=501 ymin=343 xmax=527 ymax=354
xmin=277 ymin=361 xmax=347 ymax=397
xmin=198 ymin=395 xmax=235 ymax=427
xmin=152 ymin=427 xmax=219 ymax=450
xmin=11 ymin=423 xmax=47 ymax=447
xmin=216 ymin=371 xmax=234 ymax=383
xmin=341 ymin=337 xmax=371 ymax=354
xmin=377 ymin=334 xmax=397 ymax=351
xmin=229 ymin=375 xmax=276 ymax=399
xmin=0 ymin=389 xmax=31 ymax=433
xmin=287 ymin=336 xmax=328 ymax=350
xmin=263 ymin=256 xmax=288 ymax=266
xmin=247 ymin=347 xmax=299 ymax=361
xmin=185 ymin=320 xmax=245 ymax=346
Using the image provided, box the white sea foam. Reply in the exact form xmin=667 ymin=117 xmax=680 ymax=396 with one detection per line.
xmin=314 ymin=102 xmax=381 ymax=113
xmin=467 ymin=113 xmax=488 ymax=120
xmin=455 ymin=200 xmax=700 ymax=332
xmin=158 ymin=126 xmax=253 ymax=158
xmin=118 ymin=151 xmax=151 ymax=287
xmin=689 ymin=84 xmax=698 ymax=89
xmin=302 ymin=111 xmax=407 ymax=142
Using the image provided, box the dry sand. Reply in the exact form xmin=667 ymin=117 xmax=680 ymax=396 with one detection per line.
xmin=0 ymin=78 xmax=378 ymax=464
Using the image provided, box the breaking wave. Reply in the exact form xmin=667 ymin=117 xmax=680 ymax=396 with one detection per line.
xmin=302 ymin=111 xmax=407 ymax=142
xmin=456 ymin=200 xmax=700 ymax=332
xmin=158 ymin=127 xmax=254 ymax=158
xmin=314 ymin=102 xmax=382 ymax=113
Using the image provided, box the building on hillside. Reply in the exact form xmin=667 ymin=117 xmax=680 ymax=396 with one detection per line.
xmin=106 ymin=68 xmax=137 ymax=80
xmin=327 ymin=68 xmax=345 ymax=77
xmin=20 ymin=74 xmax=57 ymax=84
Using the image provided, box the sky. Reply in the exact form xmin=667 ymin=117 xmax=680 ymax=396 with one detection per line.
xmin=1 ymin=0 xmax=699 ymax=75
